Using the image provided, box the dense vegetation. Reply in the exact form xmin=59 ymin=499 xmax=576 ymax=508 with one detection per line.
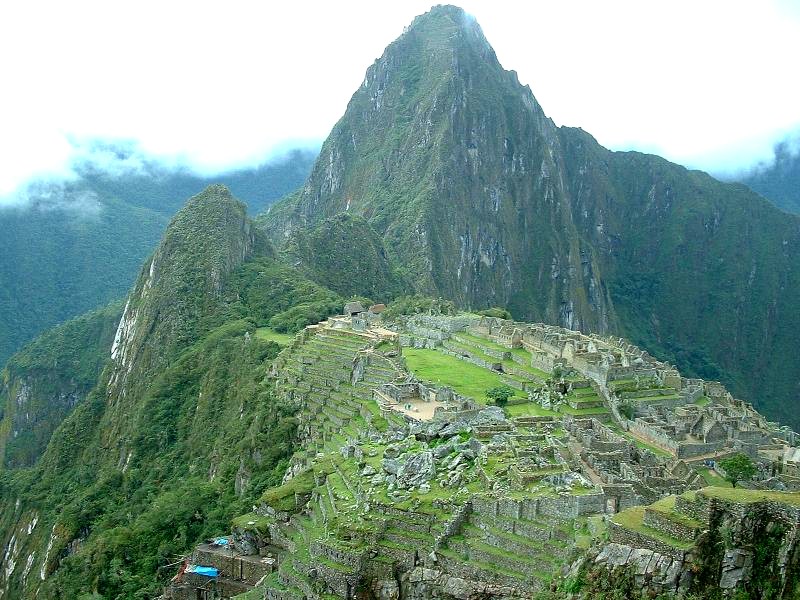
xmin=0 ymin=149 xmax=316 ymax=368
xmin=0 ymin=197 xmax=166 ymax=371
xmin=0 ymin=302 xmax=122 ymax=468
xmin=279 ymin=213 xmax=406 ymax=300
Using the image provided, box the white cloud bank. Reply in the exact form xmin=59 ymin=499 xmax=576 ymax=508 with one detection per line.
xmin=0 ymin=0 xmax=798 ymax=198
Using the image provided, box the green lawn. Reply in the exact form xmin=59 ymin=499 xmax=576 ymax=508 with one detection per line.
xmin=695 ymin=396 xmax=711 ymax=407
xmin=255 ymin=327 xmax=295 ymax=345
xmin=402 ymin=347 xmax=523 ymax=402
xmin=700 ymin=487 xmax=800 ymax=507
xmin=505 ymin=402 xmax=557 ymax=417
xmin=698 ymin=467 xmax=732 ymax=488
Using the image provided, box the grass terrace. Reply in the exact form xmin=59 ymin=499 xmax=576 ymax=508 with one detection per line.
xmin=458 ymin=332 xmax=510 ymax=353
xmin=611 ymin=506 xmax=694 ymax=550
xmin=698 ymin=467 xmax=732 ymax=488
xmin=255 ymin=327 xmax=296 ymax=346
xmin=505 ymin=402 xmax=557 ymax=417
xmin=558 ymin=405 xmax=610 ymax=417
xmin=402 ymin=347 xmax=525 ymax=402
xmin=700 ymin=487 xmax=800 ymax=507
xmin=649 ymin=495 xmax=702 ymax=530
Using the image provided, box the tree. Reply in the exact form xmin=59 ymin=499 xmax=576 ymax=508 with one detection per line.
xmin=718 ymin=453 xmax=756 ymax=488
xmin=486 ymin=385 xmax=515 ymax=408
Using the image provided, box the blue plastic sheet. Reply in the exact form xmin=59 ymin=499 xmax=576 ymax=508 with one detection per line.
xmin=186 ymin=565 xmax=219 ymax=577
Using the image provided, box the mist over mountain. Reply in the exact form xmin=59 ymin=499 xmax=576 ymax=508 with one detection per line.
xmin=734 ymin=133 xmax=800 ymax=214
xmin=0 ymin=148 xmax=317 ymax=367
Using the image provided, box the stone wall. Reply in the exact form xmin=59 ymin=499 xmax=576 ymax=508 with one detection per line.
xmin=629 ymin=421 xmax=679 ymax=454
xmin=676 ymin=441 xmax=725 ymax=459
xmin=608 ymin=521 xmax=689 ymax=560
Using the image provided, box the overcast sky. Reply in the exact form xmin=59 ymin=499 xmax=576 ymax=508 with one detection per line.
xmin=1 ymin=0 xmax=799 ymax=198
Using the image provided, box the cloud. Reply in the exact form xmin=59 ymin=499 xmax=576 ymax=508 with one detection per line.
xmin=0 ymin=0 xmax=798 ymax=195
xmin=2 ymin=177 xmax=102 ymax=216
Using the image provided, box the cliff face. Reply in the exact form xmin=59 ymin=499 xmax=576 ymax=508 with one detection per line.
xmin=0 ymin=304 xmax=121 ymax=468
xmin=261 ymin=5 xmax=617 ymax=334
xmin=261 ymin=5 xmax=800 ymax=427
xmin=586 ymin=489 xmax=800 ymax=599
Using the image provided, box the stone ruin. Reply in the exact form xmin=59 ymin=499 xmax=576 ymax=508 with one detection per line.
xmin=163 ymin=309 xmax=800 ymax=600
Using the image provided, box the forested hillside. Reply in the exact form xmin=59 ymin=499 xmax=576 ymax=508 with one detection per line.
xmin=0 ymin=149 xmax=317 ymax=368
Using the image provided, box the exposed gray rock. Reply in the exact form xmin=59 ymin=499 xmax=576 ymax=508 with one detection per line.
xmin=382 ymin=458 xmax=401 ymax=475
xmin=720 ymin=549 xmax=752 ymax=589
xmin=397 ymin=451 xmax=436 ymax=488
xmin=433 ymin=438 xmax=456 ymax=459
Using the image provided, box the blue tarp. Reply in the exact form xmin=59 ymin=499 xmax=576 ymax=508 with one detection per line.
xmin=213 ymin=537 xmax=229 ymax=546
xmin=186 ymin=565 xmax=219 ymax=577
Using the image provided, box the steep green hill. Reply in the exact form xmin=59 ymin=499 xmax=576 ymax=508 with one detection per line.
xmin=0 ymin=185 xmax=343 ymax=598
xmin=280 ymin=213 xmax=407 ymax=300
xmin=0 ymin=149 xmax=316 ymax=368
xmin=261 ymin=5 xmax=800 ymax=427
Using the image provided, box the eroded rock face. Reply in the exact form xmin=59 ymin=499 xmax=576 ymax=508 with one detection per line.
xmin=397 ymin=451 xmax=436 ymax=488
xmin=589 ymin=494 xmax=800 ymax=598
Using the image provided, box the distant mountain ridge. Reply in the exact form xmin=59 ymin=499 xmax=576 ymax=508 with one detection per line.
xmin=262 ymin=5 xmax=800 ymax=427
xmin=737 ymin=135 xmax=800 ymax=214
xmin=0 ymin=148 xmax=317 ymax=367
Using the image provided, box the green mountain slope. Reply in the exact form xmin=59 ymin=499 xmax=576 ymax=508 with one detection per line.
xmin=0 ymin=150 xmax=317 ymax=368
xmin=261 ymin=5 xmax=800 ymax=427
xmin=0 ymin=185 xmax=344 ymax=598
xmin=0 ymin=197 xmax=167 ymax=371
xmin=0 ymin=303 xmax=122 ymax=469
xmin=280 ymin=213 xmax=407 ymax=300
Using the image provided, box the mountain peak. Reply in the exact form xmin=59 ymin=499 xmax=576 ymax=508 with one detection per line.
xmin=399 ymin=4 xmax=491 ymax=60
xmin=407 ymin=4 xmax=468 ymax=28
xmin=107 ymin=187 xmax=263 ymax=396
xmin=194 ymin=183 xmax=234 ymax=201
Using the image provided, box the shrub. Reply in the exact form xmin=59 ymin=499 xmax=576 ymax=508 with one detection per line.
xmin=486 ymin=385 xmax=515 ymax=407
